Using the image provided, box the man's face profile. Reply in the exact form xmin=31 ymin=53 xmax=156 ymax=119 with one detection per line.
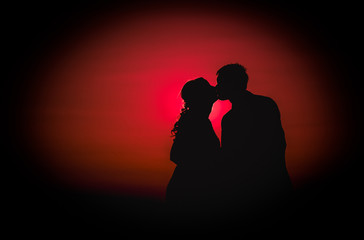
xmin=216 ymin=75 xmax=235 ymax=101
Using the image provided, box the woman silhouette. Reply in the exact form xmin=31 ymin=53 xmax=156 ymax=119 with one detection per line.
xmin=166 ymin=78 xmax=220 ymax=214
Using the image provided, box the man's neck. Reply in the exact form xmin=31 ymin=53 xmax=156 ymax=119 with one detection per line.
xmin=230 ymin=90 xmax=251 ymax=106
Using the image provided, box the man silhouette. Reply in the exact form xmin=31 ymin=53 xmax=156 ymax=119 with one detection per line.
xmin=216 ymin=63 xmax=292 ymax=214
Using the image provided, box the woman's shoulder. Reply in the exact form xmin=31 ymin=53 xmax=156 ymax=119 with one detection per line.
xmin=176 ymin=116 xmax=213 ymax=137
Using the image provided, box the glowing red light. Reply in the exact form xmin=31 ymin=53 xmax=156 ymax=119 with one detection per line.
xmin=25 ymin=7 xmax=346 ymax=199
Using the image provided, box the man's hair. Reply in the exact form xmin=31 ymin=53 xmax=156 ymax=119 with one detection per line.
xmin=216 ymin=63 xmax=249 ymax=89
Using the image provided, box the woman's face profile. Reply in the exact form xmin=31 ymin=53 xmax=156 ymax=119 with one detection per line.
xmin=182 ymin=78 xmax=217 ymax=115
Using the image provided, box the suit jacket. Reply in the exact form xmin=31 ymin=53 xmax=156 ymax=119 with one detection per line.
xmin=221 ymin=91 xmax=292 ymax=200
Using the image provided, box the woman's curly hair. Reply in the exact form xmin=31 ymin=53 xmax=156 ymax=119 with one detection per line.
xmin=171 ymin=103 xmax=188 ymax=137
xmin=171 ymin=77 xmax=215 ymax=138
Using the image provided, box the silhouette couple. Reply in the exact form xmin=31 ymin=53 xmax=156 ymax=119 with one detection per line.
xmin=166 ymin=64 xmax=292 ymax=219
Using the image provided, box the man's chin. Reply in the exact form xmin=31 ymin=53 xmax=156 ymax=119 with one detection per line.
xmin=217 ymin=96 xmax=229 ymax=101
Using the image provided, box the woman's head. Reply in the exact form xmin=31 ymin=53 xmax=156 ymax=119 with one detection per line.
xmin=180 ymin=77 xmax=217 ymax=111
xmin=171 ymin=78 xmax=217 ymax=137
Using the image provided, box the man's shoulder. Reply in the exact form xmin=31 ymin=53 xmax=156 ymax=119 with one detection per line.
xmin=250 ymin=94 xmax=282 ymax=120
xmin=251 ymin=93 xmax=276 ymax=105
xmin=222 ymin=110 xmax=233 ymax=123
xmin=250 ymin=93 xmax=279 ymax=111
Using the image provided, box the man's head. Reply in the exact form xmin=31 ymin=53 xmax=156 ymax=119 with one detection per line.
xmin=216 ymin=63 xmax=248 ymax=100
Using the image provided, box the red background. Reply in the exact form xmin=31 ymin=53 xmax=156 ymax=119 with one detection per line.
xmin=22 ymin=4 xmax=350 ymax=200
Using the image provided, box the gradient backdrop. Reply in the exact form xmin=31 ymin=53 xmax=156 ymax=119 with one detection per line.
xmin=18 ymin=3 xmax=351 ymax=201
